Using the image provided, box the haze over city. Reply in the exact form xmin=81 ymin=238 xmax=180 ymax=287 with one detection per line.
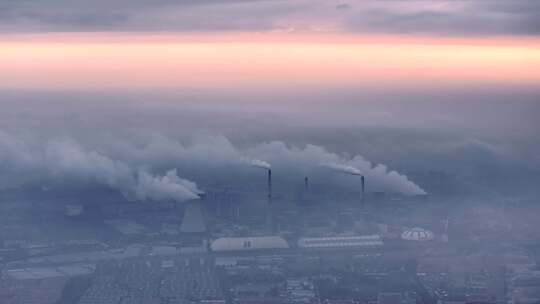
xmin=0 ymin=1 xmax=539 ymax=304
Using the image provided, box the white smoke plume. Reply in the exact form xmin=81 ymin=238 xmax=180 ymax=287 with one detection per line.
xmin=45 ymin=140 xmax=202 ymax=202
xmin=132 ymin=169 xmax=202 ymax=202
xmin=0 ymin=131 xmax=425 ymax=196
xmin=0 ymin=132 xmax=201 ymax=202
xmin=245 ymin=141 xmax=426 ymax=195
xmin=248 ymin=158 xmax=271 ymax=170
xmin=323 ymin=163 xmax=363 ymax=175
xmin=116 ymin=134 xmax=426 ymax=195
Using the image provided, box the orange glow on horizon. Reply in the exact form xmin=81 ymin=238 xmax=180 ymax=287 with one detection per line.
xmin=1 ymin=33 xmax=539 ymax=90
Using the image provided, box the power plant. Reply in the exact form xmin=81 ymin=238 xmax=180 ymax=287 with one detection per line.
xmin=0 ymin=11 xmax=526 ymax=303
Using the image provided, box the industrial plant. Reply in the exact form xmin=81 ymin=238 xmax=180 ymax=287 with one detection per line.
xmin=1 ymin=0 xmax=539 ymax=302
xmin=1 ymin=154 xmax=537 ymax=304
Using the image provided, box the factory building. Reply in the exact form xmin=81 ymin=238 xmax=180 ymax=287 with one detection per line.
xmin=401 ymin=227 xmax=435 ymax=241
xmin=297 ymin=235 xmax=383 ymax=249
xmin=210 ymin=236 xmax=289 ymax=252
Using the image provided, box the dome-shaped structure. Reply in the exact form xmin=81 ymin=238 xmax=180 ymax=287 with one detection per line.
xmin=401 ymin=227 xmax=434 ymax=241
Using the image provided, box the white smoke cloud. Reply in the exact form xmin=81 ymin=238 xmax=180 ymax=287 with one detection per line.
xmin=46 ymin=140 xmax=202 ymax=202
xmin=113 ymin=134 xmax=426 ymax=195
xmin=323 ymin=163 xmax=363 ymax=175
xmin=0 ymin=131 xmax=425 ymax=196
xmin=45 ymin=139 xmax=135 ymax=189
xmin=245 ymin=141 xmax=426 ymax=195
xmin=131 ymin=169 xmax=202 ymax=202
xmin=0 ymin=132 xmax=201 ymax=202
xmin=248 ymin=158 xmax=271 ymax=169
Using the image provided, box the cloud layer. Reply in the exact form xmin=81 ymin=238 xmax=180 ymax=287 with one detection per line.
xmin=0 ymin=0 xmax=538 ymax=36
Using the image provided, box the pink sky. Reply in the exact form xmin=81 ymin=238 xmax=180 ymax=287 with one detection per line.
xmin=1 ymin=33 xmax=539 ymax=90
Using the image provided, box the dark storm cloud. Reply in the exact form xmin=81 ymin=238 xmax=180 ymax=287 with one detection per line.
xmin=0 ymin=0 xmax=538 ymax=36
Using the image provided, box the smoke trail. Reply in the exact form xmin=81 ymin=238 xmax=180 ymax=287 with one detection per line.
xmin=248 ymin=158 xmax=271 ymax=169
xmin=45 ymin=139 xmax=202 ymax=203
xmin=0 ymin=132 xmax=201 ymax=203
xmin=320 ymin=163 xmax=426 ymax=196
xmin=0 ymin=131 xmax=425 ymax=196
xmin=111 ymin=134 xmax=426 ymax=195
xmin=323 ymin=163 xmax=363 ymax=175
xmin=131 ymin=169 xmax=202 ymax=202
xmin=245 ymin=141 xmax=427 ymax=195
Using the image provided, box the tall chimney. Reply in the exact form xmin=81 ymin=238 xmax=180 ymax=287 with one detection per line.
xmin=267 ymin=169 xmax=272 ymax=200
xmin=304 ymin=176 xmax=309 ymax=191
xmin=361 ymin=175 xmax=365 ymax=208
xmin=267 ymin=169 xmax=274 ymax=234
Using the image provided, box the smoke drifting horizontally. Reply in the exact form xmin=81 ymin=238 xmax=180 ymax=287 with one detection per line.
xmin=0 ymin=131 xmax=426 ymax=197
xmin=133 ymin=169 xmax=202 ymax=202
xmin=323 ymin=163 xmax=363 ymax=176
xmin=244 ymin=140 xmax=426 ymax=195
xmin=0 ymin=131 xmax=202 ymax=202
xmin=248 ymin=159 xmax=272 ymax=170
xmin=109 ymin=134 xmax=427 ymax=195
xmin=46 ymin=139 xmax=203 ymax=202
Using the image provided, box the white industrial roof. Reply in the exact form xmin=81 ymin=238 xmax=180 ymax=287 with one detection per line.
xmin=211 ymin=236 xmax=289 ymax=252
xmin=401 ymin=227 xmax=435 ymax=241
xmin=6 ymin=264 xmax=95 ymax=280
xmin=298 ymin=235 xmax=383 ymax=248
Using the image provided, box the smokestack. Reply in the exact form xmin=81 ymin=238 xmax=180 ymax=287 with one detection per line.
xmin=361 ymin=175 xmax=365 ymax=208
xmin=267 ymin=169 xmax=275 ymax=234
xmin=267 ymin=169 xmax=272 ymax=200
xmin=304 ymin=176 xmax=309 ymax=191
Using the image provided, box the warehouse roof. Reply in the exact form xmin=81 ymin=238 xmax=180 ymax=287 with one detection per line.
xmin=211 ymin=236 xmax=289 ymax=251
xmin=298 ymin=235 xmax=383 ymax=248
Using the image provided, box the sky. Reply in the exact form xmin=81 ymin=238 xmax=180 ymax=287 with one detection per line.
xmin=0 ymin=0 xmax=539 ymax=90
xmin=0 ymin=0 xmax=539 ymax=35
xmin=0 ymin=1 xmax=539 ymax=200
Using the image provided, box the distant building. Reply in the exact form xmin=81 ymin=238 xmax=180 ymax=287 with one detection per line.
xmin=180 ymin=202 xmax=208 ymax=253
xmin=210 ymin=236 xmax=289 ymax=252
xmin=401 ymin=227 xmax=435 ymax=241
xmin=297 ymin=235 xmax=383 ymax=249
